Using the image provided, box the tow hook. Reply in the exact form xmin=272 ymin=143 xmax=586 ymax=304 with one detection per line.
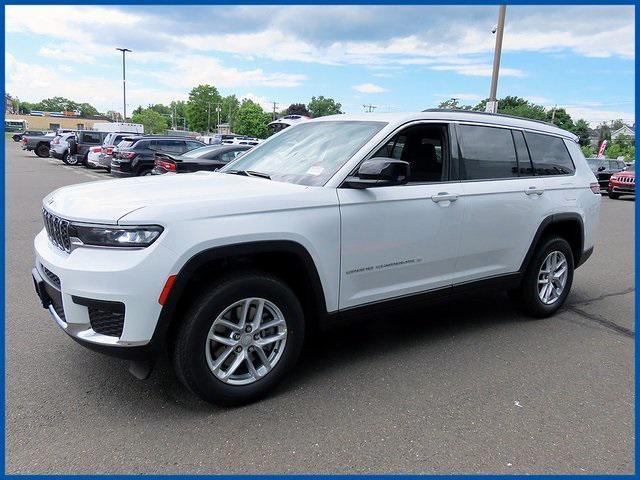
xmin=128 ymin=359 xmax=155 ymax=380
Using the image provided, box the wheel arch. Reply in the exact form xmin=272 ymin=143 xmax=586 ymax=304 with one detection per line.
xmin=150 ymin=240 xmax=328 ymax=352
xmin=519 ymin=213 xmax=585 ymax=272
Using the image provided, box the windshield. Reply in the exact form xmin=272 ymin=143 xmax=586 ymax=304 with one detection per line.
xmin=183 ymin=145 xmax=220 ymax=158
xmin=587 ymin=158 xmax=602 ymax=169
xmin=220 ymin=121 xmax=386 ymax=186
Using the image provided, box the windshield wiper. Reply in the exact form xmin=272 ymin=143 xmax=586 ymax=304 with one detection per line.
xmin=225 ymin=169 xmax=271 ymax=179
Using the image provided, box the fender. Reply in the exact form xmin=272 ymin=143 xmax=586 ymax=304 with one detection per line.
xmin=519 ymin=212 xmax=585 ymax=273
xmin=147 ymin=240 xmax=328 ymax=352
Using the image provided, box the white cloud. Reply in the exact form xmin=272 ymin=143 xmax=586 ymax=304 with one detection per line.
xmin=563 ymin=106 xmax=635 ymax=126
xmin=353 ymin=83 xmax=388 ymax=94
xmin=239 ymin=93 xmax=278 ymax=112
xmin=430 ymin=64 xmax=525 ymax=77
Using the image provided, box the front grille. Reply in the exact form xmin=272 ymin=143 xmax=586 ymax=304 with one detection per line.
xmin=89 ymin=305 xmax=125 ymax=338
xmin=41 ymin=264 xmax=60 ymax=289
xmin=42 ymin=208 xmax=71 ymax=252
xmin=618 ymin=176 xmax=635 ymax=184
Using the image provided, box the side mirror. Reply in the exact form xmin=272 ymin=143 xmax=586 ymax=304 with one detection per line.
xmin=597 ymin=166 xmax=605 ymax=172
xmin=344 ymin=158 xmax=410 ymax=189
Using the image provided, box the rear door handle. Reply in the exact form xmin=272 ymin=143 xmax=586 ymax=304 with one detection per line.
xmin=431 ymin=192 xmax=458 ymax=203
xmin=525 ymin=186 xmax=544 ymax=196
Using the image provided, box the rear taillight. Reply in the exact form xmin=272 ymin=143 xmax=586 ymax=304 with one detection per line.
xmin=90 ymin=146 xmax=101 ymax=153
xmin=119 ymin=151 xmax=136 ymax=159
xmin=21 ymin=138 xmax=27 ymax=145
xmin=154 ymin=159 xmax=176 ymax=172
xmin=106 ymin=147 xmax=113 ymax=155
xmin=52 ymin=138 xmax=59 ymax=144
xmin=590 ymin=182 xmax=601 ymax=194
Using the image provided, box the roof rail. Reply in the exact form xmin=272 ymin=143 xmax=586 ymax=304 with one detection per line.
xmin=422 ymin=108 xmax=556 ymax=128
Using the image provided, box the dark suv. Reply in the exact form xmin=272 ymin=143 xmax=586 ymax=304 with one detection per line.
xmin=66 ymin=131 xmax=110 ymax=166
xmin=111 ymin=136 xmax=205 ymax=177
xmin=587 ymin=158 xmax=627 ymax=193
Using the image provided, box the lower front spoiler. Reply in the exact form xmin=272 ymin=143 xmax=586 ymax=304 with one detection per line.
xmin=31 ymin=267 xmax=158 ymax=361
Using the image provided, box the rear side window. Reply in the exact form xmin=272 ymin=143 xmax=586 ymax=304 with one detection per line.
xmin=525 ymin=132 xmax=575 ymax=175
xmin=186 ymin=141 xmax=203 ymax=151
xmin=133 ymin=140 xmax=149 ymax=150
xmin=156 ymin=140 xmax=185 ymax=153
xmin=81 ymin=132 xmax=102 ymax=144
xmin=458 ymin=125 xmax=518 ymax=180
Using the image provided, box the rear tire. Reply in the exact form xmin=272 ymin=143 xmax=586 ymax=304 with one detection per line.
xmin=66 ymin=154 xmax=79 ymax=166
xmin=172 ymin=272 xmax=305 ymax=406
xmin=512 ymin=236 xmax=574 ymax=318
xmin=140 ymin=169 xmax=153 ymax=176
xmin=35 ymin=144 xmax=49 ymax=158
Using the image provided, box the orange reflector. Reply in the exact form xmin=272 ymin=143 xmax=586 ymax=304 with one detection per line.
xmin=158 ymin=275 xmax=177 ymax=305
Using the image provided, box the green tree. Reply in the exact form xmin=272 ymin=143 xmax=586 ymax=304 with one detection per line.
xmin=580 ymin=145 xmax=595 ymax=158
xmin=221 ymin=95 xmax=240 ymax=130
xmin=186 ymin=84 xmax=222 ymax=132
xmin=548 ymin=107 xmax=574 ymax=131
xmin=597 ymin=122 xmax=612 ymax=143
xmin=605 ymin=134 xmax=635 ymax=161
xmin=308 ymin=96 xmax=342 ymax=118
xmin=437 ymin=98 xmax=472 ymax=110
xmin=284 ymin=103 xmax=310 ymax=116
xmin=78 ymin=103 xmax=98 ymax=117
xmin=474 ymin=96 xmax=547 ymax=121
xmin=169 ymin=100 xmax=188 ymax=129
xmin=131 ymin=108 xmax=167 ymax=134
xmin=611 ymin=119 xmax=626 ymax=131
xmin=571 ymin=119 xmax=591 ymax=147
xmin=233 ymin=100 xmax=271 ymax=138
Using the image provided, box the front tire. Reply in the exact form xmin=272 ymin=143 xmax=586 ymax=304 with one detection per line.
xmin=172 ymin=272 xmax=305 ymax=406
xmin=513 ymin=237 xmax=574 ymax=318
xmin=609 ymin=192 xmax=620 ymax=199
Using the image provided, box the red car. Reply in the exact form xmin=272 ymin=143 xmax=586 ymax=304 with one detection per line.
xmin=608 ymin=164 xmax=635 ymax=199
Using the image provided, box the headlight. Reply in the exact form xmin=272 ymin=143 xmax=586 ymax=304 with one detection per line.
xmin=68 ymin=224 xmax=163 ymax=249
xmin=611 ymin=175 xmax=619 ymax=181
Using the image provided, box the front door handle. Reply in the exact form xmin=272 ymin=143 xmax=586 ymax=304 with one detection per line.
xmin=431 ymin=192 xmax=458 ymax=203
xmin=525 ymin=186 xmax=544 ymax=196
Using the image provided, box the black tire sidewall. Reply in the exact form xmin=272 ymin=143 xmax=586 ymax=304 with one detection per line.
xmin=521 ymin=237 xmax=574 ymax=317
xmin=175 ymin=273 xmax=305 ymax=406
xmin=36 ymin=144 xmax=49 ymax=157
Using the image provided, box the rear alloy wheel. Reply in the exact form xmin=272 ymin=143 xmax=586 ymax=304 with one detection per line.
xmin=173 ymin=272 xmax=305 ymax=406
xmin=512 ymin=236 xmax=574 ymax=318
xmin=35 ymin=144 xmax=49 ymax=158
xmin=66 ymin=154 xmax=79 ymax=166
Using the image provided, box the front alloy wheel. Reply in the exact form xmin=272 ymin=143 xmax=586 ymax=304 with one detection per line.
xmin=205 ymin=298 xmax=287 ymax=385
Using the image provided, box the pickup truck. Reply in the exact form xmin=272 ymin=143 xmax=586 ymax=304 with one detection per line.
xmin=21 ymin=132 xmax=57 ymax=157
xmin=12 ymin=130 xmax=46 ymax=142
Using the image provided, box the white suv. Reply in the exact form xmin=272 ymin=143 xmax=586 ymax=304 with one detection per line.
xmin=32 ymin=111 xmax=601 ymax=405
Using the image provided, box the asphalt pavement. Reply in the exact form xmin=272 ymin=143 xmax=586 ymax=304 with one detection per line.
xmin=5 ymin=141 xmax=635 ymax=474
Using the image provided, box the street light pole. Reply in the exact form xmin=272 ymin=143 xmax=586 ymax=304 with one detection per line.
xmin=486 ymin=5 xmax=506 ymax=114
xmin=116 ymin=48 xmax=132 ymax=120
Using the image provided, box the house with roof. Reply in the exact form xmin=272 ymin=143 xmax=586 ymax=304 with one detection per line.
xmin=611 ymin=124 xmax=635 ymax=140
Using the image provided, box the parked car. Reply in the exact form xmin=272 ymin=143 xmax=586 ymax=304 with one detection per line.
xmin=32 ymin=111 xmax=600 ymax=406
xmin=12 ymin=130 xmax=46 ymax=142
xmin=66 ymin=131 xmax=110 ymax=166
xmin=151 ymin=144 xmax=252 ymax=175
xmin=586 ymin=157 xmax=626 ymax=193
xmin=49 ymin=132 xmax=77 ymax=162
xmin=21 ymin=132 xmax=56 ymax=157
xmin=86 ymin=132 xmax=131 ymax=171
xmin=608 ymin=163 xmax=635 ymax=199
xmin=222 ymin=135 xmax=262 ymax=146
xmin=111 ymin=136 xmax=205 ymax=177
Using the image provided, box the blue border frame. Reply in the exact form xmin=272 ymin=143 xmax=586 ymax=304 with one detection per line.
xmin=1 ymin=1 xmax=636 ymax=477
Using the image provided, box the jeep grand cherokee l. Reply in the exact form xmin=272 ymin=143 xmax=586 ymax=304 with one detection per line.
xmin=32 ymin=111 xmax=601 ymax=406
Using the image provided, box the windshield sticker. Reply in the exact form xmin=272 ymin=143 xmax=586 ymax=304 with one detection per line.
xmin=306 ymin=165 xmax=324 ymax=176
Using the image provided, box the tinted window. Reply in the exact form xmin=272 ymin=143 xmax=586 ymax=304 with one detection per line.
xmin=156 ymin=140 xmax=185 ymax=153
xmin=220 ymin=150 xmax=243 ymax=162
xmin=458 ymin=125 xmax=517 ymax=180
xmin=525 ymin=132 xmax=575 ymax=175
xmin=133 ymin=140 xmax=149 ymax=150
xmin=186 ymin=141 xmax=203 ymax=151
xmin=81 ymin=132 xmax=103 ymax=144
xmin=512 ymin=130 xmax=534 ymax=176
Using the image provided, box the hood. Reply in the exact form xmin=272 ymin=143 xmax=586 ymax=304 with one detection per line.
xmin=43 ymin=171 xmax=309 ymax=223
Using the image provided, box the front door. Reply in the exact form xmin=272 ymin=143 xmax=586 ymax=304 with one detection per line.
xmin=338 ymin=123 xmax=465 ymax=309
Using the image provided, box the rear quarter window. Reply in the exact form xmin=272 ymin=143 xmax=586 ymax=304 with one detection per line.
xmin=525 ymin=132 xmax=575 ymax=175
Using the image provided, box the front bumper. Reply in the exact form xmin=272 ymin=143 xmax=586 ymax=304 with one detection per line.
xmin=33 ymin=229 xmax=180 ymax=356
xmin=609 ymin=182 xmax=635 ymax=195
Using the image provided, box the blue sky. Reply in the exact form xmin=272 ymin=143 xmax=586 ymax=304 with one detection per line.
xmin=5 ymin=5 xmax=635 ymax=125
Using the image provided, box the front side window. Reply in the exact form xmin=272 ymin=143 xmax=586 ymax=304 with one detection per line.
xmin=221 ymin=121 xmax=386 ymax=186
xmin=372 ymin=124 xmax=447 ymax=183
xmin=525 ymin=132 xmax=575 ymax=175
xmin=458 ymin=125 xmax=518 ymax=180
xmin=156 ymin=140 xmax=184 ymax=153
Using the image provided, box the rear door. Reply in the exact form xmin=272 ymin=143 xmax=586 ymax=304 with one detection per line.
xmin=455 ymin=124 xmax=555 ymax=282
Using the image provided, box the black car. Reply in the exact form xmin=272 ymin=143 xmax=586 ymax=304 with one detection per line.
xmin=151 ymin=145 xmax=252 ymax=175
xmin=65 ymin=131 xmax=110 ymax=166
xmin=111 ymin=136 xmax=206 ymax=177
xmin=12 ymin=130 xmax=46 ymax=142
xmin=587 ymin=158 xmax=627 ymax=192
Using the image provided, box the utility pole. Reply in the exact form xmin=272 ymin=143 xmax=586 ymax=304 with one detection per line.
xmin=271 ymin=102 xmax=278 ymax=120
xmin=116 ymin=48 xmax=132 ymax=120
xmin=363 ymin=104 xmax=377 ymax=113
xmin=485 ymin=5 xmax=506 ymax=114
xmin=551 ymin=105 xmax=557 ymax=123
xmin=216 ymin=103 xmax=221 ymax=133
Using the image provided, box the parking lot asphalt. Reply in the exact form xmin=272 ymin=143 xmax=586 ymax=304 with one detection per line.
xmin=5 ymin=141 xmax=635 ymax=474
